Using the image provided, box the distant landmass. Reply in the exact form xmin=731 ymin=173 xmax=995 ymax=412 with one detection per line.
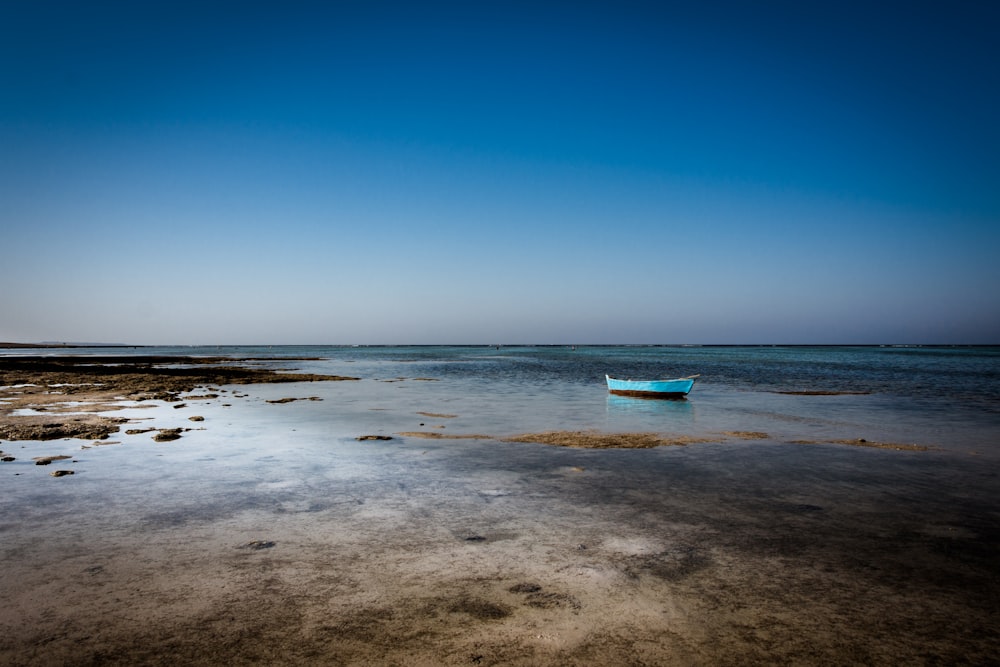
xmin=0 ymin=342 xmax=132 ymax=348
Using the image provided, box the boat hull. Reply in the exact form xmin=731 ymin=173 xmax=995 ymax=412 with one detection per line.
xmin=605 ymin=375 xmax=695 ymax=398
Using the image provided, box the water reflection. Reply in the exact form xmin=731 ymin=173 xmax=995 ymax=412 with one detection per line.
xmin=606 ymin=394 xmax=695 ymax=418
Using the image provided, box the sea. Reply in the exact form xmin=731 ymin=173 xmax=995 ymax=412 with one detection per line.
xmin=10 ymin=344 xmax=999 ymax=454
xmin=3 ymin=345 xmax=1000 ymax=662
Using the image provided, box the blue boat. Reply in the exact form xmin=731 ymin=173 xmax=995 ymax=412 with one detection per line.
xmin=606 ymin=374 xmax=699 ymax=399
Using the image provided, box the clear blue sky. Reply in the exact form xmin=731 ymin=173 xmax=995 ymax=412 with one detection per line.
xmin=2 ymin=0 xmax=998 ymax=344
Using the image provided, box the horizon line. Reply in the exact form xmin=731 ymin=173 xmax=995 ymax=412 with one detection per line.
xmin=3 ymin=341 xmax=999 ymax=349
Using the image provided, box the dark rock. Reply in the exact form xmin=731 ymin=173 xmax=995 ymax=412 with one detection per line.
xmin=33 ymin=455 xmax=72 ymax=465
xmin=0 ymin=417 xmax=125 ymax=441
xmin=153 ymin=428 xmax=184 ymax=442
xmin=240 ymin=540 xmax=276 ymax=550
xmin=448 ymin=597 xmax=511 ymax=620
xmin=508 ymin=583 xmax=542 ymax=594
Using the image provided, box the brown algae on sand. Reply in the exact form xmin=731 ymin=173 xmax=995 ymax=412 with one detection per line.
xmin=724 ymin=431 xmax=771 ymax=440
xmin=399 ymin=430 xmax=716 ymax=448
xmin=397 ymin=429 xmax=926 ymax=452
xmin=0 ymin=415 xmax=128 ymax=441
xmin=397 ymin=431 xmax=495 ymax=440
xmin=0 ymin=355 xmax=356 ymax=443
xmin=504 ymin=431 xmax=714 ymax=449
xmin=793 ymin=438 xmax=931 ymax=451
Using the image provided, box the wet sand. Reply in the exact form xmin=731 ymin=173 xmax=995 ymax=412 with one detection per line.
xmin=1 ymin=357 xmax=998 ymax=665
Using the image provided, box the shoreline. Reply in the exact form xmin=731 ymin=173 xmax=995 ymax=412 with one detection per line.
xmin=0 ymin=355 xmax=357 ymax=443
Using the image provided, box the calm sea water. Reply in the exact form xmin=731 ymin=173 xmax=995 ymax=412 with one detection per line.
xmin=4 ymin=344 xmax=999 ymax=664
xmin=12 ymin=344 xmax=1000 ymax=455
xmin=4 ymin=345 xmax=1000 ymax=665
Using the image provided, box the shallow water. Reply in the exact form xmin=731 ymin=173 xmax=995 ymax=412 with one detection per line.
xmin=19 ymin=344 xmax=995 ymax=449
xmin=2 ymin=346 xmax=999 ymax=664
xmin=5 ymin=345 xmax=998 ymax=543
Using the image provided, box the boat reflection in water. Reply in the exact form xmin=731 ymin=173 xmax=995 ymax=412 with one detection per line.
xmin=605 ymin=393 xmax=695 ymax=418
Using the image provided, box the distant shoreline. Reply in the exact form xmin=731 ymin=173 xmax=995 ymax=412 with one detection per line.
xmin=0 ymin=342 xmax=137 ymax=349
xmin=2 ymin=342 xmax=997 ymax=350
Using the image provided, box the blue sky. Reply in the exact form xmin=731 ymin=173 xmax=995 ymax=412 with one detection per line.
xmin=2 ymin=0 xmax=998 ymax=344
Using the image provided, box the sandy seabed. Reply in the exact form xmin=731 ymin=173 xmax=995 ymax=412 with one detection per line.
xmin=1 ymin=357 xmax=998 ymax=666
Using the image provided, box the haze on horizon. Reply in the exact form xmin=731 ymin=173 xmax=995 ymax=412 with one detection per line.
xmin=2 ymin=1 xmax=998 ymax=346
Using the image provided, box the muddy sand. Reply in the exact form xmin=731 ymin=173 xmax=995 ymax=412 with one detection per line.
xmin=1 ymin=356 xmax=998 ymax=665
